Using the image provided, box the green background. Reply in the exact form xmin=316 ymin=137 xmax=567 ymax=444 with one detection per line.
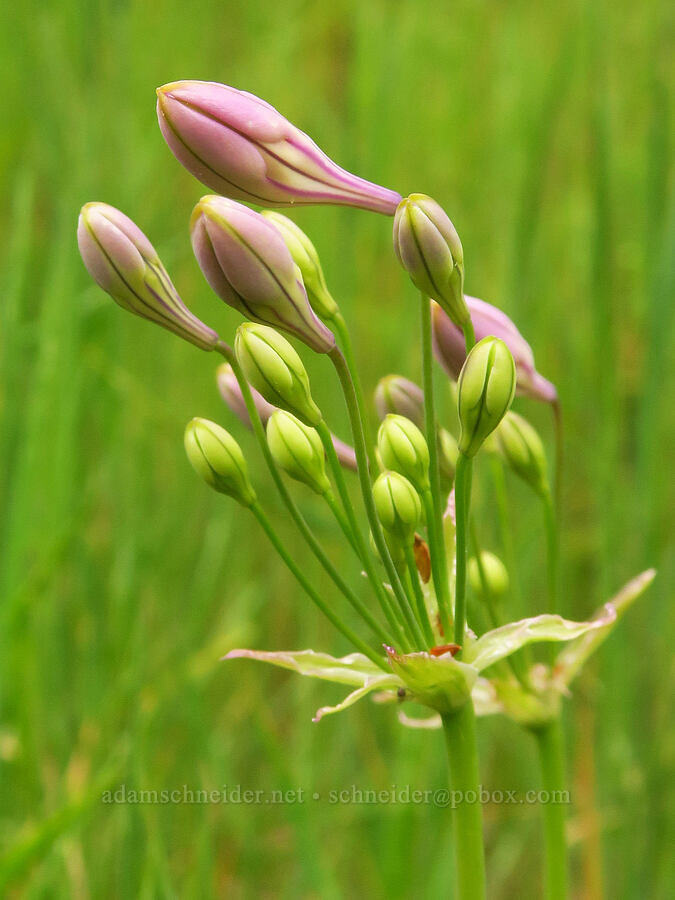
xmin=1 ymin=0 xmax=672 ymax=896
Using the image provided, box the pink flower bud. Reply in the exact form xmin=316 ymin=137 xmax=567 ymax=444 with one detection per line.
xmin=432 ymin=297 xmax=557 ymax=404
xmin=77 ymin=202 xmax=218 ymax=350
xmin=157 ymin=81 xmax=401 ymax=215
xmin=217 ymin=364 xmax=357 ymax=471
xmin=191 ymin=196 xmax=335 ymax=353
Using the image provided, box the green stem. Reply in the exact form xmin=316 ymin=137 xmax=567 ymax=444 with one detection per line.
xmin=420 ymin=294 xmax=453 ymax=637
xmin=462 ymin=315 xmax=476 ymax=352
xmin=317 ymin=421 xmax=410 ymax=651
xmin=403 ymin=542 xmax=434 ymax=645
xmin=421 ymin=489 xmax=452 ymax=638
xmin=551 ymin=397 xmax=563 ymax=512
xmin=218 ymin=343 xmax=387 ymax=643
xmin=250 ymin=502 xmax=387 ymax=671
xmin=329 ymin=347 xmax=420 ymax=648
xmin=323 ymin=489 xmax=359 ymax=556
xmin=542 ymin=487 xmax=559 ymax=614
xmin=453 ymin=452 xmax=473 ymax=649
xmin=332 ymin=312 xmax=378 ymax=476
xmin=533 ymin=720 xmax=569 ymax=900
xmin=442 ymin=703 xmax=486 ymax=900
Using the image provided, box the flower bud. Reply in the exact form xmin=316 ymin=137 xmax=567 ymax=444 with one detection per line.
xmin=157 ymin=81 xmax=401 ymax=214
xmin=261 ymin=211 xmax=338 ymax=321
xmin=266 ymin=410 xmax=330 ymax=496
xmin=377 ymin=414 xmax=430 ymax=493
xmin=393 ymin=194 xmax=468 ymax=326
xmin=457 ymin=337 xmax=516 ymax=458
xmin=184 ymin=418 xmax=256 ymax=506
xmin=77 ymin=202 xmax=218 ymax=350
xmin=191 ymin=196 xmax=334 ymax=353
xmin=217 ymin=363 xmax=276 ymax=428
xmin=374 ymin=375 xmax=424 ymax=429
xmin=432 ymin=297 xmax=557 ymax=404
xmin=495 ymin=411 xmax=549 ymax=496
xmin=373 ymin=471 xmax=421 ymax=542
xmin=234 ymin=323 xmax=321 ymax=426
xmin=468 ymin=552 xmax=509 ymax=598
xmin=438 ymin=427 xmax=459 ymax=482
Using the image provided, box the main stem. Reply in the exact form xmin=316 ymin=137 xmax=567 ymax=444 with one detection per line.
xmin=420 ymin=293 xmax=453 ymax=637
xmin=542 ymin=487 xmax=559 ymax=614
xmin=534 ymin=720 xmax=569 ymax=900
xmin=453 ymin=452 xmax=473 ymax=649
xmin=442 ymin=703 xmax=486 ymax=900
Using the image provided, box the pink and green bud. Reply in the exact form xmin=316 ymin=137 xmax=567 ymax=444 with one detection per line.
xmin=373 ymin=471 xmax=422 ymax=542
xmin=157 ymin=81 xmax=401 ymax=214
xmin=432 ymin=297 xmax=557 ymax=404
xmin=457 ymin=337 xmax=516 ymax=458
xmin=184 ymin=418 xmax=256 ymax=507
xmin=374 ymin=375 xmax=425 ymax=429
xmin=393 ymin=194 xmax=468 ymax=326
xmin=261 ymin=211 xmax=338 ymax=321
xmin=377 ymin=414 xmax=430 ymax=494
xmin=234 ymin=323 xmax=321 ymax=426
xmin=77 ymin=202 xmax=218 ymax=350
xmin=266 ymin=410 xmax=330 ymax=496
xmin=191 ymin=196 xmax=334 ymax=353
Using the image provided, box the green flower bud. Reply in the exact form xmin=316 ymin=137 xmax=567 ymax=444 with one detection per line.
xmin=377 ymin=414 xmax=430 ymax=493
xmin=266 ymin=410 xmax=330 ymax=495
xmin=234 ymin=323 xmax=322 ymax=426
xmin=457 ymin=337 xmax=516 ymax=458
xmin=184 ymin=418 xmax=256 ymax=506
xmin=495 ymin=411 xmax=549 ymax=496
xmin=468 ymin=551 xmax=509 ymax=598
xmin=439 ymin=427 xmax=459 ymax=482
xmin=372 ymin=472 xmax=421 ymax=542
xmin=261 ymin=211 xmax=339 ymax=321
xmin=393 ymin=194 xmax=468 ymax=326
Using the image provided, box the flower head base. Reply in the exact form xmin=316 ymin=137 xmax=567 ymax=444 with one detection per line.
xmin=378 ymin=414 xmax=430 ymax=493
xmin=457 ymin=337 xmax=516 ymax=458
xmin=77 ymin=202 xmax=218 ymax=350
xmin=191 ymin=196 xmax=334 ymax=353
xmin=184 ymin=418 xmax=256 ymax=506
xmin=157 ymin=81 xmax=401 ymax=214
xmin=393 ymin=194 xmax=468 ymax=326
xmin=234 ymin=323 xmax=321 ymax=426
xmin=373 ymin=471 xmax=422 ymax=542
xmin=267 ymin=410 xmax=330 ymax=496
xmin=432 ymin=297 xmax=557 ymax=404
xmin=261 ymin=211 xmax=338 ymax=321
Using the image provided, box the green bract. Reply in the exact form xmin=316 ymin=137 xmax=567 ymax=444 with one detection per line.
xmin=234 ymin=323 xmax=322 ymax=426
xmin=373 ymin=471 xmax=422 ymax=541
xmin=184 ymin=417 xmax=256 ymax=506
xmin=457 ymin=337 xmax=516 ymax=458
xmin=377 ymin=414 xmax=430 ymax=493
xmin=267 ymin=410 xmax=330 ymax=496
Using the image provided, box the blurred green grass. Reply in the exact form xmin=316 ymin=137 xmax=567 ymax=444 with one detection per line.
xmin=0 ymin=0 xmax=673 ymax=896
